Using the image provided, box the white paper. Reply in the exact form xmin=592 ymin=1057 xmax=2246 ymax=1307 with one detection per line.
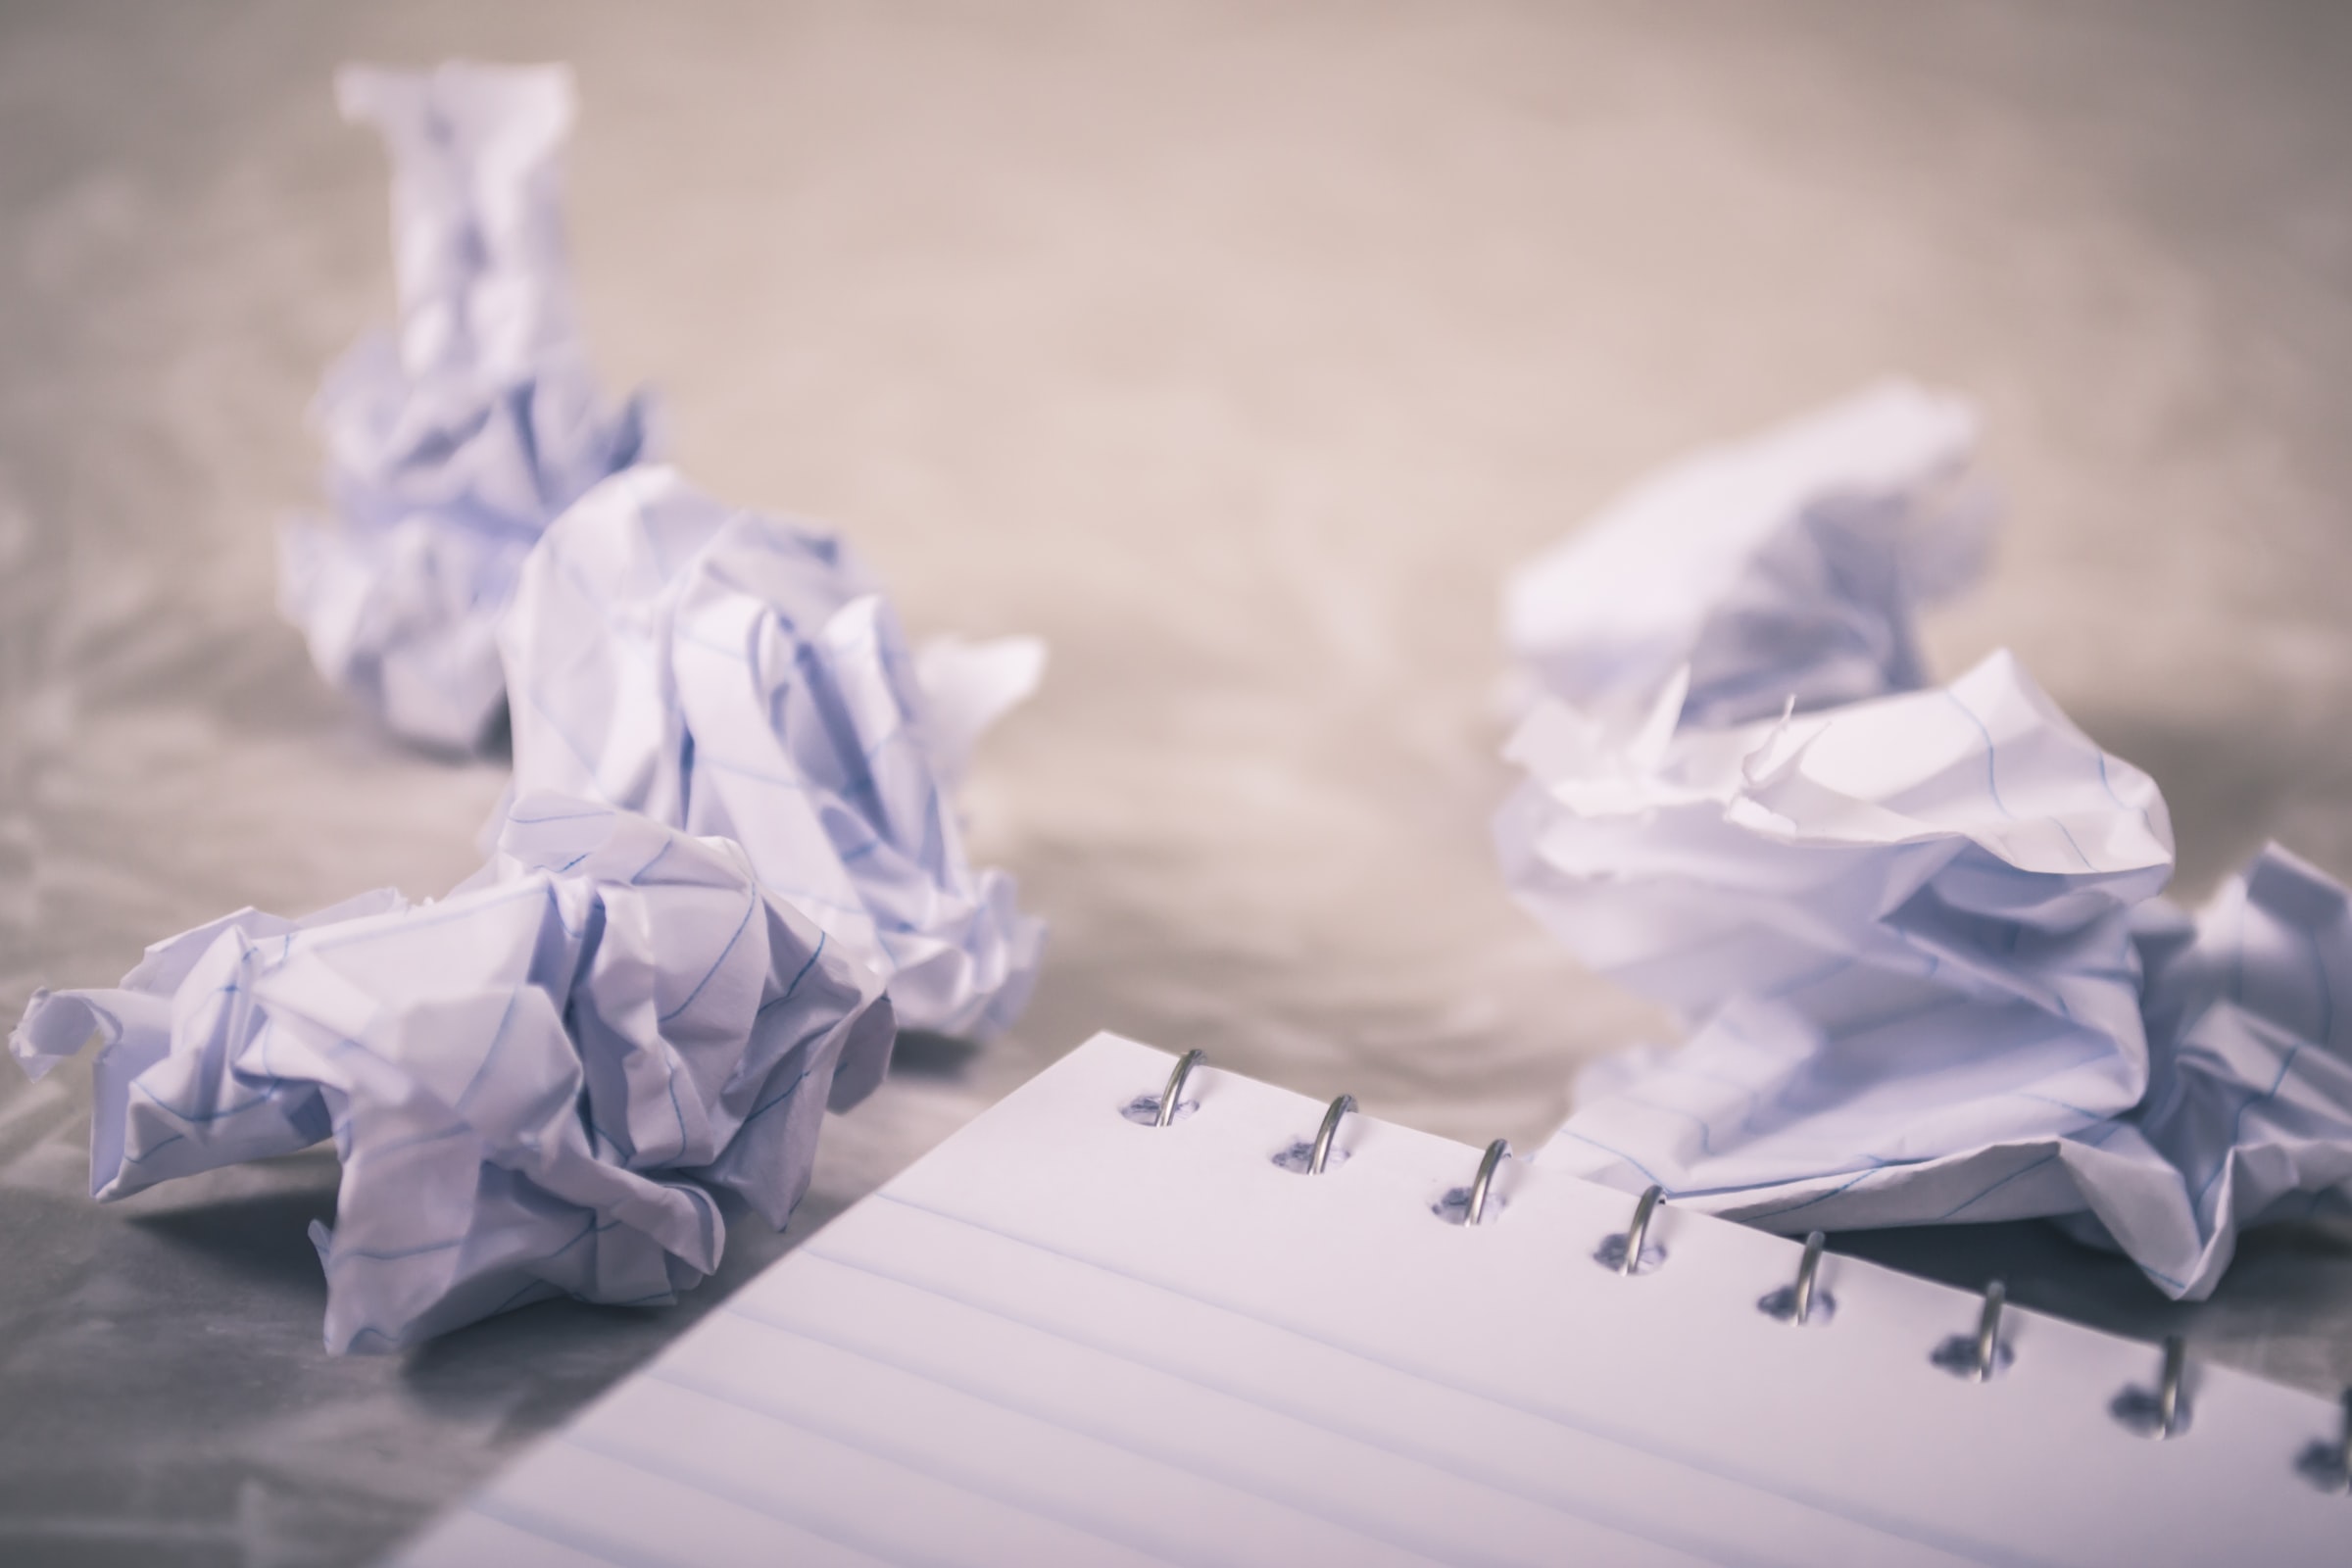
xmin=398 ymin=1035 xmax=2350 ymax=1567
xmin=2059 ymin=847 xmax=2352 ymax=1290
xmin=10 ymin=796 xmax=890 ymax=1353
xmin=913 ymin=632 xmax=1050 ymax=793
xmin=500 ymin=465 xmax=1045 ymax=1041
xmin=278 ymin=62 xmax=654 ymax=753
xmin=1501 ymin=385 xmax=2352 ymax=1300
xmin=1503 ymin=379 xmax=1991 ymax=732
xmin=11 ymin=63 xmax=1048 ymax=1352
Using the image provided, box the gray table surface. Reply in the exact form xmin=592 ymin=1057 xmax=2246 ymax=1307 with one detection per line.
xmin=5 ymin=2 xmax=2351 ymax=1563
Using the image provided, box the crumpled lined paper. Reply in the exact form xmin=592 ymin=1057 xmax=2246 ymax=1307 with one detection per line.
xmin=9 ymin=60 xmax=1051 ymax=1353
xmin=11 ymin=797 xmax=891 ymax=1352
xmin=1504 ymin=379 xmax=1992 ymax=731
xmin=279 ymin=62 xmax=654 ymax=753
xmin=1500 ymin=647 xmax=2176 ymax=1129
xmin=502 ymin=465 xmax=1046 ymax=1041
xmin=1503 ymin=383 xmax=2352 ymax=1298
xmin=2083 ymin=848 xmax=2352 ymax=1292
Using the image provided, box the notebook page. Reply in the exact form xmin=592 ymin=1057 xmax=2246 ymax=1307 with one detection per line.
xmin=396 ymin=1034 xmax=2348 ymax=1567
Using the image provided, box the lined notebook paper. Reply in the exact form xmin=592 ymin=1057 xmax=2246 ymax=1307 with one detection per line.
xmin=395 ymin=1034 xmax=2348 ymax=1566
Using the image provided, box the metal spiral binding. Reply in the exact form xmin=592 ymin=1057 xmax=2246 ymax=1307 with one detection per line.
xmin=1929 ymin=1281 xmax=2011 ymax=1382
xmin=1125 ymin=1054 xmax=2352 ymax=1485
xmin=1464 ymin=1139 xmax=1510 ymax=1226
xmin=1307 ymin=1095 xmax=1355 ymax=1175
xmin=1615 ymin=1185 xmax=1665 ymax=1276
xmin=1154 ymin=1049 xmax=1203 ymax=1128
xmin=1758 ymin=1231 xmax=1831 ymax=1326
xmin=2111 ymin=1337 xmax=2191 ymax=1440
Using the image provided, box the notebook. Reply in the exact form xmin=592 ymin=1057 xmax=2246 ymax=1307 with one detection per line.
xmin=393 ymin=1033 xmax=2350 ymax=1566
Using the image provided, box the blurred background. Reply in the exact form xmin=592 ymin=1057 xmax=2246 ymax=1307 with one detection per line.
xmin=3 ymin=2 xmax=2349 ymax=1562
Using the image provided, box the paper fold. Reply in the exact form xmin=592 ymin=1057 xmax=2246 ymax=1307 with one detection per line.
xmin=502 ymin=466 xmax=1045 ymax=1041
xmin=279 ymin=62 xmax=654 ymax=753
xmin=1503 ymin=381 xmax=2352 ymax=1298
xmin=12 ymin=797 xmax=890 ymax=1352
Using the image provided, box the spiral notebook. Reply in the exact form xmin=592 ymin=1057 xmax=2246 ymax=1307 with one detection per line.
xmin=394 ymin=1033 xmax=2349 ymax=1566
